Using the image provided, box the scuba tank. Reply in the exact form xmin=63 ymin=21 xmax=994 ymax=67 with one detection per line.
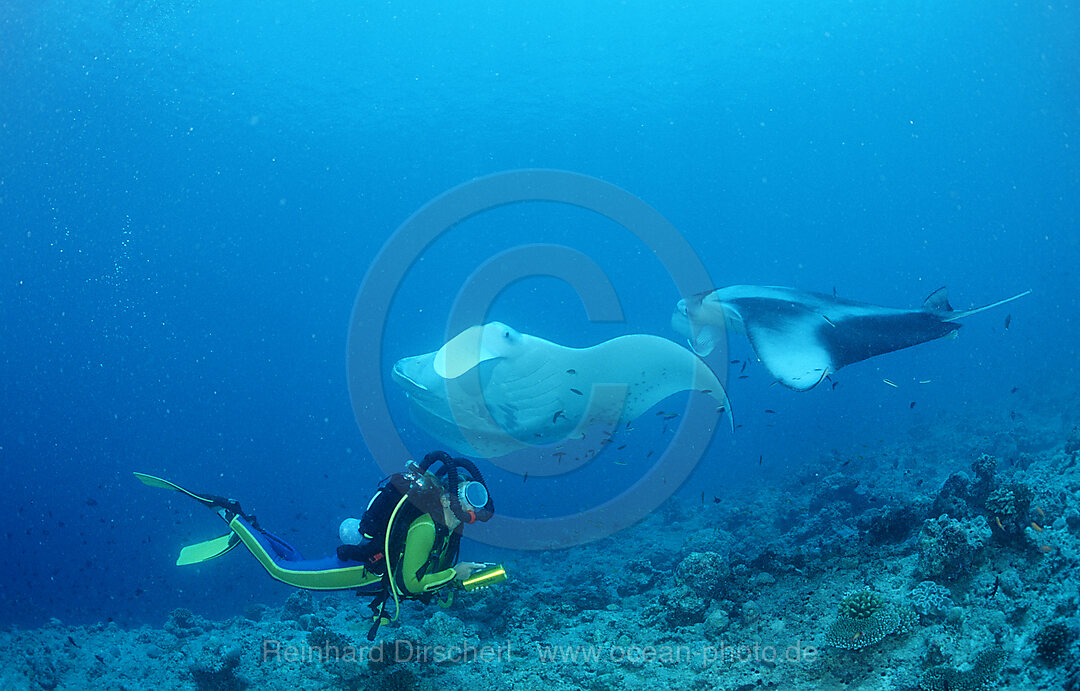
xmin=336 ymin=458 xmax=442 ymax=573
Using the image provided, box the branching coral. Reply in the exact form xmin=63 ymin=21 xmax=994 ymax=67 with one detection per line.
xmin=824 ymin=589 xmax=916 ymax=650
xmin=919 ymin=648 xmax=1005 ymax=691
xmin=985 ymin=484 xmax=1033 ymax=521
xmin=985 ymin=482 xmax=1036 ymax=543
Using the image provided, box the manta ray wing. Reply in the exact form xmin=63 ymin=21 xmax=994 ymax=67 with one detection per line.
xmin=734 ymin=299 xmax=834 ymax=391
xmin=736 ymin=297 xmax=958 ymax=390
xmin=819 ymin=310 xmax=959 ymax=371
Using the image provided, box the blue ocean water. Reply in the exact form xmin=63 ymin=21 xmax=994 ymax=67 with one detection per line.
xmin=1 ymin=0 xmax=1076 ymax=628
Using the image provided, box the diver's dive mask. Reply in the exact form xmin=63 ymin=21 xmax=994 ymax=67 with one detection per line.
xmin=418 ymin=450 xmax=495 ymax=524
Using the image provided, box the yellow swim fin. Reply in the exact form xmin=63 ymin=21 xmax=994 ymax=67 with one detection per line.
xmin=133 ymin=472 xmax=218 ymax=505
xmin=176 ymin=533 xmax=240 ymax=566
xmin=135 ymin=472 xmax=245 ymax=566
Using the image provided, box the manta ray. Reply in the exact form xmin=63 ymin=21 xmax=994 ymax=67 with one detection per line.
xmin=671 ymin=286 xmax=1030 ymax=391
xmin=392 ymin=322 xmax=730 ymax=458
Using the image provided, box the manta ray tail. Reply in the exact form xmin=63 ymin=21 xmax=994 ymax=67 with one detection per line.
xmin=924 ymin=288 xmax=1032 ymax=322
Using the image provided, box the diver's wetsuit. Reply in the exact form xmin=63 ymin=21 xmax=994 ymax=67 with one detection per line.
xmin=398 ymin=513 xmax=457 ymax=594
xmin=230 ymin=511 xmax=458 ymax=596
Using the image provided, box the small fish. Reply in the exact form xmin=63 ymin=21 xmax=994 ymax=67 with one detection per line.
xmin=764 ymin=409 xmax=776 ymax=414
xmin=655 ymin=411 xmax=666 ymax=416
xmin=67 ymin=636 xmax=80 ymax=648
xmin=730 ymin=359 xmax=741 ymax=364
xmin=738 ymin=375 xmax=749 ymax=380
xmin=552 ymin=410 xmax=567 ymax=423
xmin=617 ymin=445 xmax=626 ymax=450
xmin=600 ymin=438 xmax=612 ymax=445
xmin=758 ymin=455 xmax=763 ymax=466
xmin=566 ymin=368 xmax=576 ymax=374
xmin=883 ymin=379 xmax=898 ymax=388
xmin=821 ymin=315 xmax=836 ymax=328
xmin=831 ymin=380 xmax=839 ymax=390
xmin=1010 ymin=387 xmax=1018 ymax=394
xmin=1004 ymin=314 xmax=1011 ymax=330
xmin=662 ymin=413 xmax=679 ymax=420
xmin=1039 ymin=544 xmax=1053 ymax=553
xmin=523 ymin=472 xmax=528 ymax=483
xmin=715 ymin=406 xmax=726 ymax=414
xmin=646 ymin=450 xmax=654 ymax=458
xmin=995 ymin=516 xmax=1005 ymax=530
xmin=909 ymin=401 xmax=916 ymax=409
xmin=1036 ymin=506 xmax=1046 ymax=518
xmin=1031 ymin=522 xmax=1043 ymax=532
xmin=613 ymin=461 xmax=627 ymax=466
xmin=701 ymin=389 xmax=712 ymax=394
xmin=713 ymin=496 xmax=721 ymax=503
xmin=740 ymin=361 xmax=748 ymax=373
xmin=570 ymin=388 xmax=583 ymax=396
xmin=919 ymin=379 xmax=932 ymax=384
xmin=553 ymin=451 xmax=567 ymax=458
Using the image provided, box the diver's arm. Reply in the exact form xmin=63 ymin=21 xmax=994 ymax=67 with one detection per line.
xmin=400 ymin=516 xmax=457 ymax=594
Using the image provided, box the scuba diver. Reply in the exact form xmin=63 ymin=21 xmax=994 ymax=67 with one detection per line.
xmin=135 ymin=451 xmax=505 ymax=639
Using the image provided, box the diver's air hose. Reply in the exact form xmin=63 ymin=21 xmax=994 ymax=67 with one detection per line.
xmin=383 ymin=494 xmax=410 ymax=623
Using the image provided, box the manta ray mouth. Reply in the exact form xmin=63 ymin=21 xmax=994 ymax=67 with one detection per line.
xmin=391 ymin=362 xmax=429 ymax=392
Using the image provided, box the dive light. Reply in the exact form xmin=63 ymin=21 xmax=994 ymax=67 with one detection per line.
xmin=461 ymin=563 xmax=508 ymax=591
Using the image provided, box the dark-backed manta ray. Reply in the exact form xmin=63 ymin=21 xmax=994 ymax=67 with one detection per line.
xmin=671 ymin=286 xmax=1031 ymax=391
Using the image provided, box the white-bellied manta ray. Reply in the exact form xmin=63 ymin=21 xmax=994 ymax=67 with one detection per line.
xmin=671 ymin=285 xmax=1031 ymax=391
xmin=392 ymin=322 xmax=731 ymax=458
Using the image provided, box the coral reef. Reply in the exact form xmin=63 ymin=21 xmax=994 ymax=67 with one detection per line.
xmin=675 ymin=551 xmax=729 ymax=600
xmin=985 ymin=482 xmax=1035 ymax=542
xmin=919 ymin=648 xmax=1006 ymax=691
xmin=824 ymin=589 xmax=916 ymax=650
xmin=1065 ymin=427 xmax=1080 ymax=456
xmin=1035 ymin=622 xmax=1075 ymax=665
xmin=916 ymin=515 xmax=990 ymax=581
xmin=190 ymin=647 xmax=247 ymax=691
xmin=907 ymin=581 xmax=954 ymax=619
xmin=4 ymin=405 xmax=1080 ymax=690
